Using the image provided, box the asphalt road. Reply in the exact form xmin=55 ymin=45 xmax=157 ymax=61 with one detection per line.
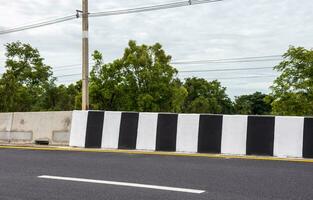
xmin=1 ymin=148 xmax=313 ymax=200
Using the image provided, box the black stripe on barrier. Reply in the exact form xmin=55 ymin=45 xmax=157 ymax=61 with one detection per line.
xmin=85 ymin=111 xmax=104 ymax=148
xmin=156 ymin=113 xmax=178 ymax=151
xmin=246 ymin=116 xmax=275 ymax=156
xmin=118 ymin=112 xmax=139 ymax=150
xmin=197 ymin=115 xmax=223 ymax=153
xmin=303 ymin=118 xmax=313 ymax=158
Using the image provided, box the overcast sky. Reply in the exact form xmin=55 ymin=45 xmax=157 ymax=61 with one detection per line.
xmin=0 ymin=0 xmax=313 ymax=98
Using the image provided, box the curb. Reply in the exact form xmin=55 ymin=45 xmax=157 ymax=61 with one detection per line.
xmin=0 ymin=145 xmax=313 ymax=163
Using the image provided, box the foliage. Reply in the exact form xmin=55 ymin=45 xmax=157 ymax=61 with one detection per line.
xmin=89 ymin=40 xmax=187 ymax=112
xmin=37 ymin=82 xmax=81 ymax=111
xmin=270 ymin=46 xmax=313 ymax=115
xmin=0 ymin=40 xmax=287 ymax=115
xmin=234 ymin=92 xmax=272 ymax=115
xmin=183 ymin=77 xmax=233 ymax=114
xmin=0 ymin=41 xmax=53 ymax=111
xmin=0 ymin=41 xmax=79 ymax=112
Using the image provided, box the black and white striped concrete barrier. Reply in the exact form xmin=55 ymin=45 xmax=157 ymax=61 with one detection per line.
xmin=69 ymin=111 xmax=313 ymax=158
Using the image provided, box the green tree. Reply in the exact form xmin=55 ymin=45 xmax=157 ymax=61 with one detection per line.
xmin=89 ymin=40 xmax=187 ymax=112
xmin=270 ymin=46 xmax=313 ymax=115
xmin=0 ymin=41 xmax=81 ymax=112
xmin=37 ymin=81 xmax=81 ymax=111
xmin=183 ymin=77 xmax=233 ymax=113
xmin=234 ymin=92 xmax=272 ymax=115
xmin=0 ymin=41 xmax=53 ymax=112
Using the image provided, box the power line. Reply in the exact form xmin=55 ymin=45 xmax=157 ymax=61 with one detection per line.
xmin=174 ymin=54 xmax=282 ymax=61
xmin=2 ymin=58 xmax=280 ymax=76
xmin=178 ymin=66 xmax=274 ymax=73
xmin=89 ymin=0 xmax=222 ymax=17
xmin=4 ymin=67 xmax=277 ymax=78
xmin=53 ymin=67 xmax=81 ymax=72
xmin=54 ymin=73 xmax=277 ymax=81
xmin=53 ymin=62 xmax=96 ymax=71
xmin=50 ymin=54 xmax=283 ymax=72
xmin=171 ymin=55 xmax=283 ymax=64
xmin=53 ymin=63 xmax=84 ymax=71
xmin=52 ymin=65 xmax=276 ymax=74
xmin=50 ymin=54 xmax=282 ymax=71
xmin=0 ymin=0 xmax=222 ymax=35
xmin=6 ymin=14 xmax=77 ymax=29
xmin=0 ymin=15 xmax=77 ymax=35
xmin=3 ymin=53 xmax=282 ymax=76
xmin=173 ymin=58 xmax=282 ymax=64
xmin=55 ymin=73 xmax=81 ymax=78
xmin=202 ymin=75 xmax=277 ymax=80
xmin=2 ymin=54 xmax=283 ymax=71
xmin=2 ymin=71 xmax=277 ymax=80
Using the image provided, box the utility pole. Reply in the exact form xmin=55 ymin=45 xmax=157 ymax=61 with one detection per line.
xmin=82 ymin=0 xmax=89 ymax=110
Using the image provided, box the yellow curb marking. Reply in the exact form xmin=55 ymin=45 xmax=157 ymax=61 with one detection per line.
xmin=0 ymin=145 xmax=313 ymax=163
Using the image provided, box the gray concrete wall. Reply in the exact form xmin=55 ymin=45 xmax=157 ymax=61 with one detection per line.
xmin=0 ymin=113 xmax=13 ymax=142
xmin=0 ymin=111 xmax=72 ymax=145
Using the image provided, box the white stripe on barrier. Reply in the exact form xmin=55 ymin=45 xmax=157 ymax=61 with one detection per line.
xmin=176 ymin=114 xmax=199 ymax=153
xmin=274 ymin=116 xmax=304 ymax=158
xmin=101 ymin=111 xmax=121 ymax=149
xmin=69 ymin=111 xmax=88 ymax=147
xmin=221 ymin=115 xmax=247 ymax=155
xmin=69 ymin=111 xmax=309 ymax=159
xmin=136 ymin=113 xmax=158 ymax=151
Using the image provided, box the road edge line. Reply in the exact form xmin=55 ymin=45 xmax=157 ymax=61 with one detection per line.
xmin=0 ymin=145 xmax=313 ymax=163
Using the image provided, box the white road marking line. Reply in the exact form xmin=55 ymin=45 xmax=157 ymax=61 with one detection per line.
xmin=38 ymin=175 xmax=205 ymax=194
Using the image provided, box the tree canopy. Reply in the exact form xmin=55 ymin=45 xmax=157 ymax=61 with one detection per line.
xmin=0 ymin=41 xmax=80 ymax=112
xmin=183 ymin=77 xmax=233 ymax=114
xmin=2 ymin=41 xmax=313 ymax=116
xmin=270 ymin=46 xmax=313 ymax=115
xmin=89 ymin=40 xmax=187 ymax=112
xmin=234 ymin=92 xmax=272 ymax=115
